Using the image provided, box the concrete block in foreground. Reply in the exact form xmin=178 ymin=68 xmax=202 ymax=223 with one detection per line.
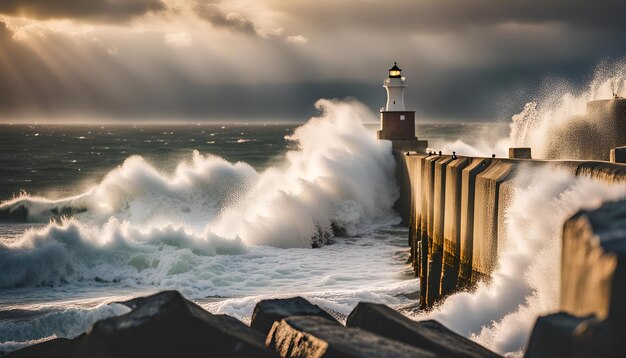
xmin=346 ymin=302 xmax=500 ymax=358
xmin=525 ymin=312 xmax=626 ymax=358
xmin=267 ymin=315 xmax=437 ymax=358
xmin=251 ymin=297 xmax=338 ymax=335
xmin=561 ymin=200 xmax=626 ymax=324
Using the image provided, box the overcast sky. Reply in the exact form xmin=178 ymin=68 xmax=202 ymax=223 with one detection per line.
xmin=0 ymin=0 xmax=624 ymax=122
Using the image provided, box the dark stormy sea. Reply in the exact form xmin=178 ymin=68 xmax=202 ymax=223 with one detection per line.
xmin=5 ymin=98 xmax=620 ymax=357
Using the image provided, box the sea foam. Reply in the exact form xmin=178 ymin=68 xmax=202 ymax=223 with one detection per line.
xmin=0 ymin=99 xmax=400 ymax=289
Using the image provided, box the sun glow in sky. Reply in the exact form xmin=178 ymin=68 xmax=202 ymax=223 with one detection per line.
xmin=0 ymin=0 xmax=624 ymax=122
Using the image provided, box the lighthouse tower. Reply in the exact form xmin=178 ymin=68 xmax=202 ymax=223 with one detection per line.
xmin=377 ymin=62 xmax=428 ymax=152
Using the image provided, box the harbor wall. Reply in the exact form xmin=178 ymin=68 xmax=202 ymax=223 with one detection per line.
xmin=394 ymin=151 xmax=626 ymax=308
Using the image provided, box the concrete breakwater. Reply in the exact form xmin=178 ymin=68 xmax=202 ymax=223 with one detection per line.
xmin=393 ymin=151 xmax=626 ymax=308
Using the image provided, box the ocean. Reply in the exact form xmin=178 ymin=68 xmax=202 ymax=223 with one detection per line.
xmin=3 ymin=69 xmax=625 ymax=357
xmin=0 ymin=107 xmax=514 ymax=355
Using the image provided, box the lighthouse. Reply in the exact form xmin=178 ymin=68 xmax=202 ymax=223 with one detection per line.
xmin=377 ymin=62 xmax=428 ymax=152
xmin=384 ymin=62 xmax=406 ymax=111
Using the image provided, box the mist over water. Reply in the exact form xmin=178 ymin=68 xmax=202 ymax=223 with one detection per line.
xmin=0 ymin=99 xmax=401 ymax=287
xmin=430 ymin=61 xmax=626 ymax=159
xmin=510 ymin=61 xmax=626 ymax=159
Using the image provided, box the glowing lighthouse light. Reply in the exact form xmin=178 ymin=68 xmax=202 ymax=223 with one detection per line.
xmin=384 ymin=62 xmax=406 ymax=111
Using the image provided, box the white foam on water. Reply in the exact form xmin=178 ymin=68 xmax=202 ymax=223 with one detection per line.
xmin=0 ymin=99 xmax=400 ymax=289
xmin=0 ymin=336 xmax=58 ymax=356
xmin=0 ymin=303 xmax=131 ymax=352
xmin=0 ymin=99 xmax=416 ymax=353
xmin=0 ymin=230 xmax=416 ymax=353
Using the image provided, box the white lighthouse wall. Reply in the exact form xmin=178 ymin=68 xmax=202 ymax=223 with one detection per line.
xmin=384 ymin=78 xmax=406 ymax=111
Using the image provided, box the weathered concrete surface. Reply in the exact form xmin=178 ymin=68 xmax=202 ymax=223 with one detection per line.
xmin=395 ymin=151 xmax=413 ymax=225
xmin=458 ymin=158 xmax=491 ymax=288
xmin=471 ymin=160 xmax=515 ymax=283
xmin=561 ymin=200 xmax=626 ymax=324
xmin=394 ymin=149 xmax=626 ymax=310
xmin=346 ymin=302 xmax=500 ymax=358
xmin=441 ymin=157 xmax=471 ymax=297
xmin=495 ymin=180 xmax=515 ymax=259
xmin=251 ymin=297 xmax=338 ymax=335
xmin=427 ymin=155 xmax=454 ymax=305
xmin=419 ymin=155 xmax=440 ymax=306
xmin=267 ymin=316 xmax=437 ymax=358
xmin=525 ymin=312 xmax=626 ymax=358
xmin=394 ymin=152 xmax=426 ymax=277
xmin=408 ymin=155 xmax=426 ymax=274
xmin=575 ymin=161 xmax=626 ymax=183
xmin=610 ymin=147 xmax=626 ymax=163
xmin=508 ymin=147 xmax=532 ymax=159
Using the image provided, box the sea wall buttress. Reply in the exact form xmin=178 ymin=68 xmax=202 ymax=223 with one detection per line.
xmin=441 ymin=157 xmax=470 ymax=297
xmin=395 ymin=151 xmax=626 ymax=308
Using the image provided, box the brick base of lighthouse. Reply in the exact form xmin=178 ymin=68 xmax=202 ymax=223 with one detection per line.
xmin=377 ymin=111 xmax=428 ymax=153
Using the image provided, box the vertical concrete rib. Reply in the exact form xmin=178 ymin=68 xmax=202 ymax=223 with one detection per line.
xmin=440 ymin=157 xmax=470 ymax=297
xmin=457 ymin=158 xmax=491 ymax=288
xmin=426 ymin=156 xmax=453 ymax=306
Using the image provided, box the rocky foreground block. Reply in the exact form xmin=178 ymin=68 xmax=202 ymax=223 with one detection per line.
xmin=561 ymin=200 xmax=626 ymax=324
xmin=7 ymin=290 xmax=276 ymax=358
xmin=267 ymin=315 xmax=438 ymax=358
xmin=346 ymin=302 xmax=500 ymax=358
xmin=525 ymin=312 xmax=626 ymax=358
xmin=251 ymin=297 xmax=338 ymax=335
xmin=73 ymin=290 xmax=275 ymax=358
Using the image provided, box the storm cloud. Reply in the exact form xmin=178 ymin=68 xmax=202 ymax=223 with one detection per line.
xmin=0 ymin=0 xmax=166 ymax=22
xmin=195 ymin=4 xmax=257 ymax=36
xmin=0 ymin=0 xmax=624 ymax=122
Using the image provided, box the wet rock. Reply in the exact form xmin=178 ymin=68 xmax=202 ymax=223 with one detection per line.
xmin=251 ymin=297 xmax=338 ymax=335
xmin=346 ymin=302 xmax=500 ymax=358
xmin=525 ymin=313 xmax=585 ymax=358
xmin=72 ymin=290 xmax=276 ymax=358
xmin=526 ymin=312 xmax=626 ymax=358
xmin=267 ymin=315 xmax=437 ymax=358
xmin=116 ymin=295 xmax=154 ymax=310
